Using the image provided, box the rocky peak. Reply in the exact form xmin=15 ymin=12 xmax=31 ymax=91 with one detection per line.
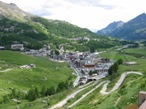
xmin=0 ymin=1 xmax=32 ymax=21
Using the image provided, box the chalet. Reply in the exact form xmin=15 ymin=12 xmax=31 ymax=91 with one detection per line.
xmin=11 ymin=44 xmax=24 ymax=51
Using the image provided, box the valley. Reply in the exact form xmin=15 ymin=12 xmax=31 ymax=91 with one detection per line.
xmin=0 ymin=45 xmax=146 ymax=109
xmin=0 ymin=1 xmax=146 ymax=109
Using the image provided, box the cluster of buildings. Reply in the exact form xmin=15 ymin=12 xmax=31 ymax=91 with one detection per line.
xmin=13 ymin=43 xmax=114 ymax=85
xmin=60 ymin=51 xmax=114 ymax=85
xmin=1 ymin=43 xmax=114 ymax=85
xmin=9 ymin=44 xmax=51 ymax=57
xmin=24 ymin=47 xmax=50 ymax=57
xmin=0 ymin=44 xmax=52 ymax=57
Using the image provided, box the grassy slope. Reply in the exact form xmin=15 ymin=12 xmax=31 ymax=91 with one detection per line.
xmin=0 ymin=50 xmax=75 ymax=108
xmin=71 ymin=47 xmax=146 ymax=109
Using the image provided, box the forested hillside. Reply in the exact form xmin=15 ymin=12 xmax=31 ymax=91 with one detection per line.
xmin=0 ymin=1 xmax=126 ymax=52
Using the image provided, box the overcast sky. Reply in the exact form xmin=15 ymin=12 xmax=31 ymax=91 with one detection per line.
xmin=1 ymin=0 xmax=146 ymax=31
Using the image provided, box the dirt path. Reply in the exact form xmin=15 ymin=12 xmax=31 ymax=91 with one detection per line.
xmin=0 ymin=68 xmax=13 ymax=72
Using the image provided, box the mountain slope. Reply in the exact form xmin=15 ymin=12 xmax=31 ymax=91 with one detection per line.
xmin=0 ymin=1 xmax=102 ymax=50
xmin=0 ymin=1 xmax=32 ymax=21
xmin=97 ymin=21 xmax=124 ymax=35
xmin=0 ymin=1 xmax=127 ymax=52
xmin=98 ymin=13 xmax=146 ymax=41
xmin=110 ymin=13 xmax=146 ymax=40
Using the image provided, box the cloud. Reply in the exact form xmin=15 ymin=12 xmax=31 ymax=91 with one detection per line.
xmin=1 ymin=0 xmax=146 ymax=31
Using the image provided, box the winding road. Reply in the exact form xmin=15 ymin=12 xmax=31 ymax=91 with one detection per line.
xmin=50 ymin=71 xmax=143 ymax=109
xmin=68 ymin=81 xmax=106 ymax=108
xmin=100 ymin=71 xmax=143 ymax=95
xmin=50 ymin=82 xmax=98 ymax=109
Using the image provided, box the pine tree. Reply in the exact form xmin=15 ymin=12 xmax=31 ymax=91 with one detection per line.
xmin=35 ymin=87 xmax=39 ymax=98
xmin=11 ymin=88 xmax=17 ymax=98
xmin=27 ymin=88 xmax=37 ymax=101
xmin=117 ymin=58 xmax=123 ymax=64
xmin=41 ymin=86 xmax=46 ymax=97
xmin=49 ymin=86 xmax=55 ymax=95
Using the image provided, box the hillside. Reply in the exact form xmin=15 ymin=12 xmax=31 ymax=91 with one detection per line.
xmin=0 ymin=50 xmax=75 ymax=108
xmin=0 ymin=1 xmax=123 ymax=52
xmin=0 ymin=1 xmax=96 ymax=49
xmin=97 ymin=13 xmax=146 ymax=41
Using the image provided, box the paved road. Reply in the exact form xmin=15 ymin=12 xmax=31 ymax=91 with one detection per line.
xmin=71 ymin=65 xmax=81 ymax=87
xmin=100 ymin=71 xmax=143 ymax=95
xmin=49 ymin=82 xmax=97 ymax=109
xmin=50 ymin=71 xmax=143 ymax=109
xmin=68 ymin=81 xmax=106 ymax=108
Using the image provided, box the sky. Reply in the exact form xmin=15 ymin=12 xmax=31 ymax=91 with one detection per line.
xmin=1 ymin=0 xmax=146 ymax=31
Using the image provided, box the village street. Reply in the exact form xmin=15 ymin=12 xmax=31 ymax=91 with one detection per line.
xmin=73 ymin=67 xmax=83 ymax=87
xmin=69 ymin=61 xmax=82 ymax=87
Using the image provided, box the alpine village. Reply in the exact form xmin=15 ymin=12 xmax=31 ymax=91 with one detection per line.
xmin=0 ymin=1 xmax=146 ymax=109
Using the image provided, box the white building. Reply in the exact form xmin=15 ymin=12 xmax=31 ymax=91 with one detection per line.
xmin=11 ymin=44 xmax=24 ymax=51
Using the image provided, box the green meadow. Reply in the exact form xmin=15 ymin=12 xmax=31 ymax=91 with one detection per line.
xmin=0 ymin=50 xmax=75 ymax=108
xmin=1 ymin=47 xmax=146 ymax=109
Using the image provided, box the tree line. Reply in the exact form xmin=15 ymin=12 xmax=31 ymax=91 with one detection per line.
xmin=108 ymin=58 xmax=123 ymax=80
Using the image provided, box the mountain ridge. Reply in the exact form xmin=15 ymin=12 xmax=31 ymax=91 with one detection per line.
xmin=97 ymin=21 xmax=124 ymax=35
xmin=97 ymin=13 xmax=146 ymax=40
xmin=0 ymin=1 xmax=32 ymax=21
